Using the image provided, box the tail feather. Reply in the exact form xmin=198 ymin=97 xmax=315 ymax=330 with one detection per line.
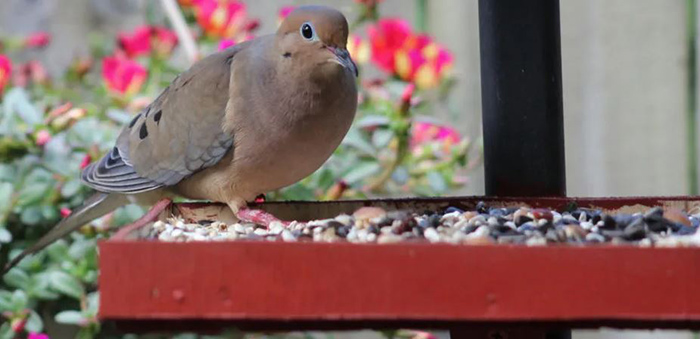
xmin=2 ymin=192 xmax=127 ymax=275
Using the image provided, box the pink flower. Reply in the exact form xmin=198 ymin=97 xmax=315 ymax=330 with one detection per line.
xmin=80 ymin=155 xmax=92 ymax=170
xmin=60 ymin=208 xmax=72 ymax=218
xmin=46 ymin=102 xmax=73 ymax=121
xmin=0 ymin=55 xmax=11 ymax=94
xmin=35 ymin=130 xmax=51 ymax=147
xmin=28 ymin=333 xmax=50 ymax=339
xmin=118 ymin=26 xmax=178 ymax=58
xmin=411 ymin=121 xmax=461 ymax=151
xmin=401 ymin=82 xmax=415 ymax=105
xmin=152 ymin=27 xmax=178 ymax=57
xmin=13 ymin=60 xmax=49 ymax=87
xmin=218 ymin=39 xmax=236 ymax=51
xmin=117 ymin=26 xmax=152 ymax=58
xmin=277 ymin=6 xmax=295 ymax=25
xmin=395 ymin=40 xmax=453 ymax=89
xmin=192 ymin=0 xmax=253 ymax=39
xmin=24 ymin=32 xmax=51 ymax=48
xmin=101 ymin=56 xmax=147 ymax=96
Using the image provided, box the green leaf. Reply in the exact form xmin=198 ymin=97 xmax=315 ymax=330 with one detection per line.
xmin=0 ymin=323 xmax=14 ymax=339
xmin=3 ymin=268 xmax=30 ymax=288
xmin=30 ymin=272 xmax=60 ymax=300
xmin=106 ymin=108 xmax=133 ymax=124
xmin=14 ymin=249 xmax=45 ymax=271
xmin=20 ymin=206 xmax=43 ymax=225
xmin=343 ymin=162 xmax=381 ymax=185
xmin=16 ymin=182 xmax=51 ymax=207
xmin=313 ymin=168 xmax=336 ymax=190
xmin=0 ymin=182 xmax=14 ymax=219
xmin=356 ymin=115 xmax=390 ymax=128
xmin=0 ymin=227 xmax=11 ymax=243
xmin=46 ymin=240 xmax=69 ymax=262
xmin=49 ymin=271 xmax=85 ymax=299
xmin=40 ymin=204 xmax=59 ymax=221
xmin=391 ymin=166 xmax=410 ymax=185
xmin=10 ymin=290 xmax=28 ymax=311
xmin=86 ymin=292 xmax=100 ymax=315
xmin=371 ymin=129 xmax=394 ymax=149
xmin=61 ymin=179 xmax=82 ymax=197
xmin=0 ymin=164 xmax=16 ymax=181
xmin=68 ymin=238 xmax=96 ymax=260
xmin=3 ymin=87 xmax=41 ymax=126
xmin=426 ymin=171 xmax=448 ymax=193
xmin=111 ymin=204 xmax=144 ymax=227
xmin=25 ymin=310 xmax=43 ymax=333
xmin=55 ymin=310 xmax=85 ymax=325
xmin=0 ymin=291 xmax=13 ymax=311
xmin=341 ymin=128 xmax=375 ymax=156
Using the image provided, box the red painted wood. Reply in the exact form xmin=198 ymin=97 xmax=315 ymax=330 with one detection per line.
xmin=99 ymin=241 xmax=700 ymax=325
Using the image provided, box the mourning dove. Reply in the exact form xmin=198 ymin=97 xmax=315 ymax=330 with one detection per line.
xmin=3 ymin=5 xmax=358 ymax=273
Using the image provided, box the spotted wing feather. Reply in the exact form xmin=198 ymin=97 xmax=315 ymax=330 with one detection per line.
xmin=81 ymin=44 xmax=245 ymax=193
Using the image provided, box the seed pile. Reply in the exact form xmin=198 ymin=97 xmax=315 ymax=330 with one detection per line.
xmin=148 ymin=202 xmax=700 ymax=247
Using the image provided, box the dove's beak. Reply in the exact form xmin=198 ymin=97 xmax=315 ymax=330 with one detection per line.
xmin=328 ymin=46 xmax=358 ymax=77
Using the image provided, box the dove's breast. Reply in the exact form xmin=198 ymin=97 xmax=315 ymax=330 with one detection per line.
xmin=174 ymin=55 xmax=357 ymax=204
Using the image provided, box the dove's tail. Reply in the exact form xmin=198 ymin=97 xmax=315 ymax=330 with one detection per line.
xmin=2 ymin=192 xmax=127 ymax=275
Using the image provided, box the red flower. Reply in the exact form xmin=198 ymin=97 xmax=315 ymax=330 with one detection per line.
xmin=0 ymin=55 xmax=11 ymax=94
xmin=118 ymin=26 xmax=178 ymax=58
xmin=80 ymin=154 xmax=92 ymax=170
xmin=24 ymin=32 xmax=51 ymax=48
xmin=367 ymin=18 xmax=413 ymax=73
xmin=192 ymin=0 xmax=254 ymax=39
xmin=60 ymin=208 xmax=72 ymax=218
xmin=28 ymin=333 xmax=50 ymax=339
xmin=101 ymin=56 xmax=147 ymax=96
xmin=368 ymin=19 xmax=453 ymax=89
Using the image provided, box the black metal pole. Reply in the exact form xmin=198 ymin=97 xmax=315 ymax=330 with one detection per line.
xmin=478 ymin=0 xmax=567 ymax=197
xmin=474 ymin=1 xmax=569 ymax=338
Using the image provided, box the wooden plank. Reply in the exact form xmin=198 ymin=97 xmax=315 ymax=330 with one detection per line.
xmin=99 ymin=196 xmax=700 ymax=332
xmin=99 ymin=242 xmax=700 ymax=326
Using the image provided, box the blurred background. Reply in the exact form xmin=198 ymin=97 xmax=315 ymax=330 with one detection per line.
xmin=0 ymin=0 xmax=697 ymax=338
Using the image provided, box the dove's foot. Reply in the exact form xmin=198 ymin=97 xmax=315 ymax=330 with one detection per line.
xmin=236 ymin=207 xmax=291 ymax=228
xmin=113 ymin=198 xmax=173 ymax=239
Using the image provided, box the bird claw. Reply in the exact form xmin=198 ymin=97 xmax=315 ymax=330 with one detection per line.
xmin=236 ymin=208 xmax=291 ymax=229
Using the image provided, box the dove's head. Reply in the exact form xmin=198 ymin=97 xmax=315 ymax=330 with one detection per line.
xmin=277 ymin=5 xmax=358 ymax=78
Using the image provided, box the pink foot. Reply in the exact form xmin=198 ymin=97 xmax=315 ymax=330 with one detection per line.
xmin=236 ymin=208 xmax=291 ymax=228
xmin=113 ymin=198 xmax=173 ymax=240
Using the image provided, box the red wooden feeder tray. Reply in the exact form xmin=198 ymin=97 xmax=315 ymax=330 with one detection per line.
xmin=98 ymin=196 xmax=700 ymax=336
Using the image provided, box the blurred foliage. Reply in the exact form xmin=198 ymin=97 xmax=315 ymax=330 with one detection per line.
xmin=0 ymin=0 xmax=477 ymax=338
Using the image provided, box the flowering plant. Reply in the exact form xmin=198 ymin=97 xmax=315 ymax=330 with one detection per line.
xmin=0 ymin=1 xmax=477 ymax=338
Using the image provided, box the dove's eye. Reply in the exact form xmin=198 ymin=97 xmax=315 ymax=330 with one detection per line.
xmin=300 ymin=22 xmax=316 ymax=41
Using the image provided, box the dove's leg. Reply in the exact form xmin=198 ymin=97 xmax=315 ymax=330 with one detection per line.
xmin=236 ymin=208 xmax=291 ymax=228
xmin=112 ymin=198 xmax=173 ymax=239
xmin=228 ymin=199 xmax=291 ymax=228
